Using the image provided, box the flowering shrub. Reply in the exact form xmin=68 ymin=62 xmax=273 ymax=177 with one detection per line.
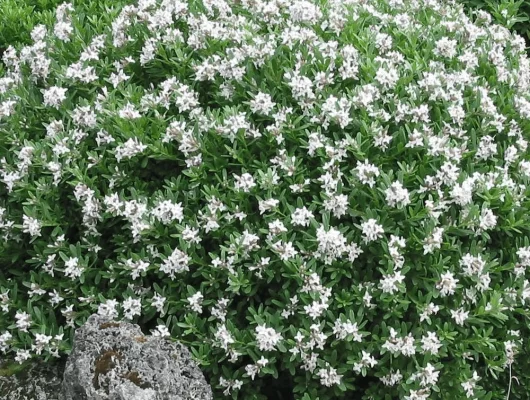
xmin=0 ymin=0 xmax=111 ymax=52
xmin=1 ymin=0 xmax=530 ymax=398
xmin=0 ymin=0 xmax=54 ymax=49
xmin=460 ymin=0 xmax=530 ymax=49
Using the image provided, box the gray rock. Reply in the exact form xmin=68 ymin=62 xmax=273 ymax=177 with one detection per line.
xmin=0 ymin=359 xmax=66 ymax=400
xmin=61 ymin=314 xmax=213 ymax=400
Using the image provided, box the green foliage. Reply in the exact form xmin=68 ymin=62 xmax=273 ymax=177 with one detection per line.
xmin=0 ymin=0 xmax=122 ymax=51
xmin=460 ymin=0 xmax=530 ymax=46
xmin=0 ymin=0 xmax=39 ymax=48
xmin=0 ymin=0 xmax=58 ymax=48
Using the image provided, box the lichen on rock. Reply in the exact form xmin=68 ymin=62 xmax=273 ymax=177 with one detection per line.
xmin=61 ymin=314 xmax=213 ymax=400
xmin=0 ymin=359 xmax=66 ymax=400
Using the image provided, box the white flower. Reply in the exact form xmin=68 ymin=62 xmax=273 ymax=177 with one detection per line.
xmin=419 ymin=302 xmax=440 ymax=322
xmin=478 ymin=207 xmax=497 ymax=231
xmin=423 ymin=227 xmax=444 ymax=254
xmin=258 ymin=198 xmax=280 ymax=214
xmin=151 ymin=200 xmax=184 ymax=224
xmin=42 ymin=86 xmax=67 ymax=108
xmin=317 ymin=363 xmax=343 ymax=387
xmin=0 ymin=332 xmax=13 ymax=353
xmin=0 ymin=292 xmax=9 ymax=313
xmin=315 ymin=225 xmax=347 ymax=264
xmin=250 ymin=92 xmax=276 ymax=115
xmin=379 ymin=270 xmax=406 ymax=294
xmin=420 ymin=332 xmax=442 ymax=355
xmin=151 ymin=324 xmax=170 ymax=338
xmin=219 ymin=377 xmax=243 ymax=396
xmin=118 ymin=102 xmax=141 ymax=119
xmin=271 ymin=240 xmax=298 ymax=261
xmin=450 ymin=181 xmax=473 ymax=206
xmin=160 ymin=247 xmax=190 ymax=279
xmin=476 ymin=135 xmax=497 ymax=160
xmin=411 ymin=363 xmax=440 ymax=388
xmin=115 ymin=138 xmax=148 ymax=162
xmin=450 ymin=307 xmax=469 ymax=326
xmin=382 ymin=328 xmax=416 ymax=357
xmin=288 ymin=0 xmax=322 ymax=23
xmin=375 ymin=66 xmax=399 ymax=90
xmin=404 ymin=389 xmax=431 ymax=400
xmin=255 ymin=324 xmax=282 ymax=351
xmin=97 ymin=299 xmax=119 ymax=319
xmin=71 ymin=105 xmax=97 ymax=128
xmin=435 ymin=37 xmax=458 ymax=58
xmin=436 ymin=271 xmax=459 ymax=297
xmin=354 ymin=159 xmax=380 ymax=187
xmin=353 ymin=350 xmax=377 ymax=373
xmin=182 ymin=225 xmax=201 ymax=244
xmin=461 ymin=371 xmax=480 ymax=398
xmin=31 ymin=24 xmax=47 ymax=41
xmin=333 ymin=319 xmax=362 ymax=342
xmin=211 ymin=298 xmax=230 ymax=322
xmin=15 ymin=311 xmax=32 ymax=332
xmin=233 ymin=172 xmax=256 ymax=192
xmin=123 ymin=259 xmax=150 ymax=280
xmin=109 ymin=68 xmax=131 ymax=88
xmin=140 ymin=38 xmax=158 ymax=65
xmin=22 ymin=215 xmax=42 ymax=237
xmin=517 ymin=245 xmax=530 ymax=267
xmin=214 ymin=324 xmax=235 ymax=351
xmin=385 ymin=181 xmax=411 ymax=208
xmin=291 ymin=206 xmax=314 ymax=227
xmin=64 ymin=256 xmax=84 ymax=280
xmin=268 ymin=219 xmax=288 ymax=238
xmin=460 ymin=253 xmax=486 ymax=277
xmin=321 ymin=95 xmax=352 ymax=128
xmin=150 ymin=293 xmax=166 ymax=314
xmin=520 ymin=160 xmax=530 ymax=178
xmin=28 ymin=283 xmax=46 ymax=297
xmin=380 ymin=370 xmax=403 ymax=386
xmin=245 ymin=356 xmax=269 ymax=380
xmin=323 ymin=193 xmax=349 ymax=218
xmin=399 ymin=334 xmax=416 ymax=356
xmin=54 ymin=3 xmax=74 ymax=39
xmin=187 ymin=291 xmax=204 ymax=313
xmin=122 ymin=297 xmax=142 ymax=319
xmin=32 ymin=333 xmax=52 ymax=355
xmin=304 ymin=300 xmax=328 ymax=320
xmin=15 ymin=349 xmax=31 ymax=364
xmin=361 ymin=219 xmax=384 ymax=243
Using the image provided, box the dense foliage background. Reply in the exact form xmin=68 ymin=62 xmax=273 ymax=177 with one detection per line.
xmin=460 ymin=0 xmax=530 ymax=48
xmin=2 ymin=0 xmax=529 ymax=52
xmin=0 ymin=0 xmax=121 ymax=60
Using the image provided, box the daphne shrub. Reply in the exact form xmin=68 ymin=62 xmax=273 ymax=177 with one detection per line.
xmin=1 ymin=0 xmax=530 ymax=399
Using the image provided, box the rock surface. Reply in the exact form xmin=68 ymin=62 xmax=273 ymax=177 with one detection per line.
xmin=61 ymin=314 xmax=213 ymax=400
xmin=0 ymin=359 xmax=66 ymax=400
